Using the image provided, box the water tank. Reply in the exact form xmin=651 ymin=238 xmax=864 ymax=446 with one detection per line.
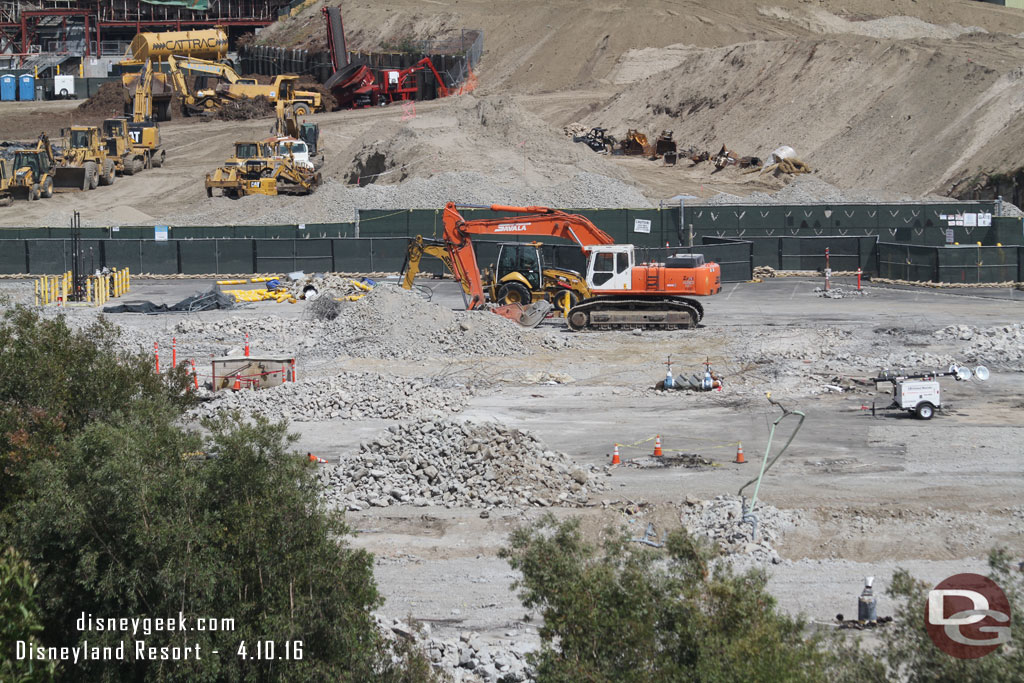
xmin=0 ymin=74 xmax=15 ymax=101
xmin=18 ymin=73 xmax=35 ymax=101
xmin=123 ymin=29 xmax=228 ymax=63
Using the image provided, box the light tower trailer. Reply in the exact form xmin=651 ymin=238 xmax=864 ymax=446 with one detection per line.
xmin=872 ymin=365 xmax=988 ymax=420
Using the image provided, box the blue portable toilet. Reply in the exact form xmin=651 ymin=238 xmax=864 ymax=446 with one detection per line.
xmin=18 ymin=73 xmax=35 ymax=101
xmin=0 ymin=74 xmax=15 ymax=101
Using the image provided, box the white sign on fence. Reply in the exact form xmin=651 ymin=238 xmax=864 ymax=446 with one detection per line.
xmin=634 ymin=218 xmax=652 ymax=234
xmin=154 ymin=225 xmax=168 ymax=242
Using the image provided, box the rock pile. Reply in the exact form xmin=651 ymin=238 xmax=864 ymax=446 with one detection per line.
xmin=933 ymin=323 xmax=1024 ymax=370
xmin=680 ymin=495 xmax=801 ymax=564
xmin=320 ymin=418 xmax=609 ymax=511
xmin=170 ymin=286 xmax=570 ymax=361
xmin=380 ymin=617 xmax=536 ymax=683
xmin=188 ymin=372 xmax=466 ymax=422
xmin=814 ymin=286 xmax=868 ymax=299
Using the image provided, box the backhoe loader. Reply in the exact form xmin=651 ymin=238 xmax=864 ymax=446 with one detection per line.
xmin=9 ymin=134 xmax=57 ymax=201
xmin=54 ymin=126 xmax=115 ymax=191
xmin=400 ymin=236 xmax=591 ymax=318
xmin=122 ymin=59 xmax=166 ymax=168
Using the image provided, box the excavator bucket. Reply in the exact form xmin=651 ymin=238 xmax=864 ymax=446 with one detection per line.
xmin=53 ymin=166 xmax=88 ymax=191
xmin=490 ymin=300 xmax=552 ymax=328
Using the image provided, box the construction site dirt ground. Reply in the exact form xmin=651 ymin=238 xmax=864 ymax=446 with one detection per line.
xmin=8 ymin=275 xmax=1021 ymax=646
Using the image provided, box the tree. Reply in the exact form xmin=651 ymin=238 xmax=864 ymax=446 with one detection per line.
xmin=500 ymin=514 xmax=830 ymax=682
xmin=0 ymin=309 xmax=432 ymax=681
xmin=0 ymin=546 xmax=56 ymax=682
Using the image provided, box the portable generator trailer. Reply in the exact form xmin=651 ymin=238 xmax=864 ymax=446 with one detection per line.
xmin=871 ymin=364 xmax=989 ymax=420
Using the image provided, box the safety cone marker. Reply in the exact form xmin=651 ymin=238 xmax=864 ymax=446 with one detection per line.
xmin=735 ymin=442 xmax=745 ymax=464
xmin=611 ymin=444 xmax=621 ymax=466
xmin=653 ymin=435 xmax=663 ymax=457
xmin=307 ymin=452 xmax=327 ymax=464
xmin=232 ymin=375 xmax=241 ymax=391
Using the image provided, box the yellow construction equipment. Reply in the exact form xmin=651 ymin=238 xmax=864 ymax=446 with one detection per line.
xmin=166 ymin=55 xmax=323 ymax=117
xmin=54 ymin=126 xmax=116 ymax=191
xmin=120 ymin=60 xmax=167 ymax=165
xmin=400 ymin=235 xmax=591 ymax=317
xmin=34 ymin=268 xmax=130 ymax=306
xmin=0 ymin=159 xmax=12 ymax=206
xmin=9 ymin=134 xmax=57 ymax=200
xmin=205 ymin=139 xmax=321 ymax=199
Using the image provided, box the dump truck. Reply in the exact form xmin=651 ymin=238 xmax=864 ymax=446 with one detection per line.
xmin=54 ymin=126 xmax=116 ymax=191
xmin=9 ymin=134 xmax=57 ymax=200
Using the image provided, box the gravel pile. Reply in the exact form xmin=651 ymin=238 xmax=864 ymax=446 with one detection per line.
xmin=188 ymin=372 xmax=466 ymax=422
xmin=681 ymin=495 xmax=801 ymax=564
xmin=320 ymin=418 xmax=609 ymax=511
xmin=814 ymin=286 xmax=868 ymax=299
xmin=170 ymin=286 xmax=571 ymax=361
xmin=699 ymin=175 xmax=947 ymax=206
xmin=380 ymin=618 xmax=536 ymax=683
xmin=933 ymin=323 xmax=1024 ymax=370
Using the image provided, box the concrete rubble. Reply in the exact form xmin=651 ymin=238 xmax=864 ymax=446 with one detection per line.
xmin=680 ymin=494 xmax=801 ymax=565
xmin=376 ymin=616 xmax=538 ymax=683
xmin=188 ymin=371 xmax=467 ymax=422
xmin=320 ymin=418 xmax=610 ymax=511
xmin=933 ymin=322 xmax=1024 ymax=370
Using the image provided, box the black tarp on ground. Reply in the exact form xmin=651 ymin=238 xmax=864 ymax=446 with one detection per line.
xmin=103 ymin=289 xmax=236 ymax=314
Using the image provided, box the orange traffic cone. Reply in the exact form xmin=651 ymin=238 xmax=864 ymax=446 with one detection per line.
xmin=734 ymin=442 xmax=745 ymax=464
xmin=611 ymin=444 xmax=621 ymax=465
xmin=307 ymin=452 xmax=327 ymax=464
xmin=653 ymin=435 xmax=663 ymax=457
xmin=232 ymin=375 xmax=241 ymax=391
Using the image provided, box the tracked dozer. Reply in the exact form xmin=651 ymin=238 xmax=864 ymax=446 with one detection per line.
xmin=205 ymin=141 xmax=321 ymax=198
xmin=54 ymin=126 xmax=116 ymax=191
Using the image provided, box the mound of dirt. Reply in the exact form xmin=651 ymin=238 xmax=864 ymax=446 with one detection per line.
xmin=213 ymin=95 xmax=275 ymax=121
xmin=76 ymin=81 xmax=125 ymax=117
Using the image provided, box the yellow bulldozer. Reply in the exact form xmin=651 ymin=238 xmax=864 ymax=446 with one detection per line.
xmin=54 ymin=126 xmax=116 ymax=191
xmin=205 ymin=140 xmax=321 ymax=198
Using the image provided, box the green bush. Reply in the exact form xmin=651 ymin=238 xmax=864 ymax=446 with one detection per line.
xmin=0 ymin=309 xmax=432 ymax=681
xmin=500 ymin=514 xmax=830 ymax=682
xmin=0 ymin=546 xmax=56 ymax=682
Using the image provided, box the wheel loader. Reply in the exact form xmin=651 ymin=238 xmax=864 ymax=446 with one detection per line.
xmin=54 ymin=126 xmax=116 ymax=191
xmin=9 ymin=134 xmax=57 ymax=201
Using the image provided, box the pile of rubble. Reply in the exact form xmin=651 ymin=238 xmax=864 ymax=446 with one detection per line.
xmin=188 ymin=372 xmax=467 ymax=422
xmin=814 ymin=286 xmax=868 ymax=299
xmin=320 ymin=418 xmax=609 ymax=511
xmin=933 ymin=323 xmax=1024 ymax=370
xmin=680 ymin=494 xmax=801 ymax=564
xmin=170 ymin=286 xmax=571 ymax=362
xmin=379 ymin=617 xmax=536 ymax=683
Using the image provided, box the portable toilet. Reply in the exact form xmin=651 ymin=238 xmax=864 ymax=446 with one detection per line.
xmin=0 ymin=74 xmax=15 ymax=101
xmin=18 ymin=73 xmax=35 ymax=101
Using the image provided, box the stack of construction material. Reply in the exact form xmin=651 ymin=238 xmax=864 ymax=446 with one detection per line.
xmin=319 ymin=418 xmax=610 ymax=510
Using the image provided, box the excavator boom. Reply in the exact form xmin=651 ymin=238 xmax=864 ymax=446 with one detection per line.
xmin=438 ymin=201 xmax=720 ymax=330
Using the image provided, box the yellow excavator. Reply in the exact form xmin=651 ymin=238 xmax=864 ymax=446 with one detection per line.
xmin=400 ymin=235 xmax=591 ymax=316
xmin=167 ymin=54 xmax=323 ymax=116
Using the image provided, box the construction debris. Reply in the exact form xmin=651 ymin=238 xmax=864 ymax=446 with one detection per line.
xmin=815 ymin=286 xmax=868 ymax=299
xmin=681 ymin=494 xmax=800 ymax=564
xmin=319 ymin=418 xmax=610 ymax=510
xmin=189 ymin=371 xmax=467 ymax=422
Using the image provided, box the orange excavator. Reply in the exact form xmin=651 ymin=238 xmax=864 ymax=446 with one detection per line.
xmin=440 ymin=202 xmax=721 ymax=330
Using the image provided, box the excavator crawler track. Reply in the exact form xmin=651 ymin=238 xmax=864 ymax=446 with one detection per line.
xmin=565 ymin=296 xmax=704 ymax=331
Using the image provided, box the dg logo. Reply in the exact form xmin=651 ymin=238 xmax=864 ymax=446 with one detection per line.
xmin=926 ymin=573 xmax=1011 ymax=659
